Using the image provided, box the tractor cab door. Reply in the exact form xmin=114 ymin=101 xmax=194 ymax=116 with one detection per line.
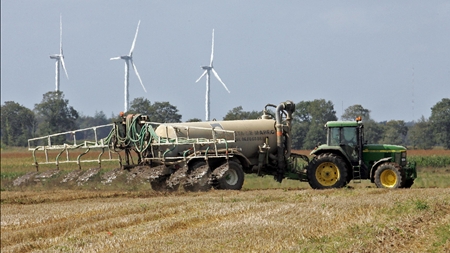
xmin=341 ymin=127 xmax=358 ymax=163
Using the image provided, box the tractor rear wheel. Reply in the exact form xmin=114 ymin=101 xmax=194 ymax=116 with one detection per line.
xmin=308 ymin=153 xmax=348 ymax=189
xmin=217 ymin=161 xmax=244 ymax=190
xmin=374 ymin=162 xmax=404 ymax=188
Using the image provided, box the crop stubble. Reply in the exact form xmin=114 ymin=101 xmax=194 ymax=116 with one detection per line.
xmin=1 ymin=188 xmax=449 ymax=253
xmin=2 ymin=148 xmax=450 ymax=252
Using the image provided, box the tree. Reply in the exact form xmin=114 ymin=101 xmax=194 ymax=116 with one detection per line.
xmin=151 ymin=102 xmax=182 ymax=123
xmin=408 ymin=116 xmax=434 ymax=149
xmin=76 ymin=111 xmax=111 ymax=140
xmin=223 ymin=106 xmax=262 ymax=120
xmin=292 ymin=99 xmax=337 ymax=149
xmin=429 ymin=98 xmax=450 ymax=149
xmin=186 ymin=118 xmax=202 ymax=122
xmin=127 ymin=97 xmax=153 ymax=115
xmin=341 ymin=104 xmax=371 ymax=121
xmin=380 ymin=120 xmax=408 ymax=145
xmin=128 ymin=98 xmax=182 ymax=123
xmin=1 ymin=101 xmax=36 ymax=146
xmin=34 ymin=91 xmax=79 ymax=142
xmin=363 ymin=119 xmax=383 ymax=144
xmin=303 ymin=122 xmax=326 ymax=148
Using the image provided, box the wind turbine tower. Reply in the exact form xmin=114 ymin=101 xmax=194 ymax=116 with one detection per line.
xmin=110 ymin=20 xmax=147 ymax=112
xmin=49 ymin=14 xmax=69 ymax=91
xmin=196 ymin=29 xmax=230 ymax=121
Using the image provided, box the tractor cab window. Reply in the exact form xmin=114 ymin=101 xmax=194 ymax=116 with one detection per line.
xmin=328 ymin=127 xmax=340 ymax=146
xmin=327 ymin=127 xmax=357 ymax=146
xmin=342 ymin=127 xmax=357 ymax=146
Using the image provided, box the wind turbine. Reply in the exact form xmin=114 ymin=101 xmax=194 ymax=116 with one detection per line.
xmin=49 ymin=14 xmax=69 ymax=92
xmin=196 ymin=29 xmax=230 ymax=121
xmin=110 ymin=20 xmax=147 ymax=112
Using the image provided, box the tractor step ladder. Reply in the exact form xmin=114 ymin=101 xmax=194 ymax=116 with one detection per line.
xmin=352 ymin=165 xmax=362 ymax=183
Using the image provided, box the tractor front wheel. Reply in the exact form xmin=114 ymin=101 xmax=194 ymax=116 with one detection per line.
xmin=374 ymin=162 xmax=404 ymax=188
xmin=308 ymin=153 xmax=348 ymax=189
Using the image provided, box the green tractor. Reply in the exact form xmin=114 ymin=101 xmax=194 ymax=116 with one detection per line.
xmin=301 ymin=117 xmax=417 ymax=189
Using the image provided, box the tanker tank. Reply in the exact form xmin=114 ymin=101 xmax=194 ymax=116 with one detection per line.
xmin=154 ymin=118 xmax=277 ymax=164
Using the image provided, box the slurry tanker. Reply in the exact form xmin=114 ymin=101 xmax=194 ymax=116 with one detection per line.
xmin=28 ymin=101 xmax=417 ymax=191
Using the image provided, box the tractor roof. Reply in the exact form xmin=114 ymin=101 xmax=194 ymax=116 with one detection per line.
xmin=325 ymin=121 xmax=361 ymax=128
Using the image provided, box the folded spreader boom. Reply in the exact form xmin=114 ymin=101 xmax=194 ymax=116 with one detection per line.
xmin=27 ymin=112 xmax=247 ymax=190
xmin=28 ymin=124 xmax=120 ymax=171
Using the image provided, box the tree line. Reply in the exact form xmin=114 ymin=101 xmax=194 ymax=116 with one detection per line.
xmin=1 ymin=91 xmax=449 ymax=150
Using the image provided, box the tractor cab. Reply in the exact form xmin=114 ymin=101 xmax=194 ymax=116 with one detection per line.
xmin=326 ymin=119 xmax=362 ymax=164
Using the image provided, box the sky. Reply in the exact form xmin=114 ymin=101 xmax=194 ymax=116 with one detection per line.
xmin=1 ymin=1 xmax=449 ymax=122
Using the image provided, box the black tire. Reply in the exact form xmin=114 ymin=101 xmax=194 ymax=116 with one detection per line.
xmin=217 ymin=161 xmax=245 ymax=190
xmin=183 ymin=161 xmax=211 ymax=192
xmin=308 ymin=153 xmax=348 ymax=189
xmin=374 ymin=162 xmax=404 ymax=189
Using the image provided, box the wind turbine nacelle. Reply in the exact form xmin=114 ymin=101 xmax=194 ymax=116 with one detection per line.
xmin=50 ymin=55 xmax=59 ymax=59
xmin=201 ymin=66 xmax=211 ymax=70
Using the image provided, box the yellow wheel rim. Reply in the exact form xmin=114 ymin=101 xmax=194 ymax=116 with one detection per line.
xmin=315 ymin=162 xmax=340 ymax=186
xmin=380 ymin=169 xmax=397 ymax=188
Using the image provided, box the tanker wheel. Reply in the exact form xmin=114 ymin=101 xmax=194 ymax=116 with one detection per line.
xmin=308 ymin=153 xmax=348 ymax=189
xmin=150 ymin=176 xmax=179 ymax=192
xmin=374 ymin=162 xmax=404 ymax=188
xmin=183 ymin=161 xmax=211 ymax=192
xmin=217 ymin=161 xmax=244 ymax=190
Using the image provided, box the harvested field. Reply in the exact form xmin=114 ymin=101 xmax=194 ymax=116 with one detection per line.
xmin=1 ymin=188 xmax=449 ymax=252
xmin=1 ymin=148 xmax=450 ymax=252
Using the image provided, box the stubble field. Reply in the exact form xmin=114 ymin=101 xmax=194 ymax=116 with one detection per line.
xmin=1 ymin=148 xmax=450 ymax=252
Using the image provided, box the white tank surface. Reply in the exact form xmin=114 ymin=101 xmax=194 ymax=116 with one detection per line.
xmin=154 ymin=119 xmax=278 ymax=160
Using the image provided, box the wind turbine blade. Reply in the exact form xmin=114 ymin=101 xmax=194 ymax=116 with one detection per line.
xmin=196 ymin=70 xmax=208 ymax=83
xmin=129 ymin=20 xmax=141 ymax=55
xmin=59 ymin=14 xmax=63 ymax=55
xmin=61 ymin=57 xmax=69 ymax=79
xmin=110 ymin=56 xmax=121 ymax=60
xmin=212 ymin=68 xmax=230 ymax=93
xmin=131 ymin=60 xmax=147 ymax=93
xmin=210 ymin=29 xmax=214 ymax=66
